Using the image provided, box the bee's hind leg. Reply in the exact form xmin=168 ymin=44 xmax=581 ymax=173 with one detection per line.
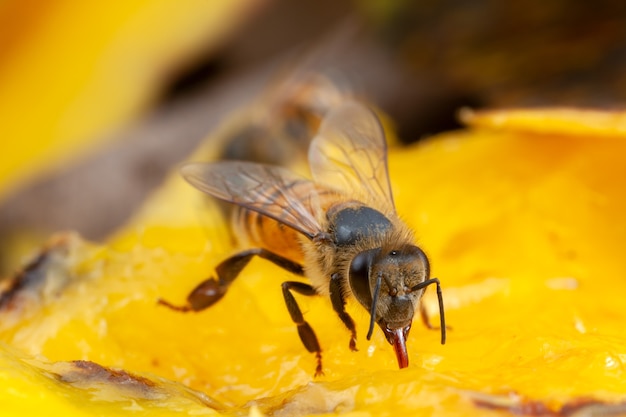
xmin=158 ymin=248 xmax=304 ymax=312
xmin=281 ymin=281 xmax=324 ymax=377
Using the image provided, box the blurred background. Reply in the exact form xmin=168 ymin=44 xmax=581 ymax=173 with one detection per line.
xmin=1 ymin=0 xmax=626 ymax=273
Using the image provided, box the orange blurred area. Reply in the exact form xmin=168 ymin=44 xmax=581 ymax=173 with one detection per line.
xmin=0 ymin=0 xmax=259 ymax=198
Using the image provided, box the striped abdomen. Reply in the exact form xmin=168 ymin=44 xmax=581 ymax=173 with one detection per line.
xmin=229 ymin=180 xmax=337 ymax=263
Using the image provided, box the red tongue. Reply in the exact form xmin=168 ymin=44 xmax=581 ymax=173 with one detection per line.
xmin=384 ymin=327 xmax=409 ymax=368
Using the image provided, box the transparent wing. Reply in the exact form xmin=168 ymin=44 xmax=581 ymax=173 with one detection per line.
xmin=308 ymin=101 xmax=395 ymax=211
xmin=181 ymin=161 xmax=325 ymax=239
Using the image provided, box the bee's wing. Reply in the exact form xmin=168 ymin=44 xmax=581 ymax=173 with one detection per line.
xmin=181 ymin=161 xmax=324 ymax=239
xmin=308 ymin=101 xmax=395 ymax=211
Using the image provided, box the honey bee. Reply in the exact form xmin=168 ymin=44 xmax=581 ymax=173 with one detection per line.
xmin=217 ymin=71 xmax=350 ymax=170
xmin=159 ymin=101 xmax=446 ymax=375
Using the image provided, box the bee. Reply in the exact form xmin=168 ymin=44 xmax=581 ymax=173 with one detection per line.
xmin=159 ymin=101 xmax=446 ymax=375
xmin=217 ymin=71 xmax=350 ymax=170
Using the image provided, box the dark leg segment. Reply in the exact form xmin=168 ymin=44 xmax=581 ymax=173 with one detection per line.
xmin=412 ymin=278 xmax=447 ymax=345
xmin=158 ymin=248 xmax=304 ymax=312
xmin=281 ymin=281 xmax=324 ymax=376
xmin=329 ymin=273 xmax=358 ymax=351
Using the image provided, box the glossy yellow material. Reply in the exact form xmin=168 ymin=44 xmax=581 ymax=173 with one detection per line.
xmin=2 ymin=108 xmax=626 ymax=415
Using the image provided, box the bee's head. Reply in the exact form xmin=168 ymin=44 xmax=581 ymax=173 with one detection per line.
xmin=348 ymin=244 xmax=430 ymax=368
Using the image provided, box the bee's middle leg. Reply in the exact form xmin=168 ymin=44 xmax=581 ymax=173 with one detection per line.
xmin=159 ymin=248 xmax=304 ymax=312
xmin=329 ymin=273 xmax=358 ymax=351
xmin=281 ymin=281 xmax=324 ymax=376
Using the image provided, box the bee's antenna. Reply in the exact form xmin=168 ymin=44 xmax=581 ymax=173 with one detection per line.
xmin=366 ymin=273 xmax=382 ymax=340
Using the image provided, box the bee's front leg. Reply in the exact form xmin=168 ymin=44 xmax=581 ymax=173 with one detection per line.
xmin=415 ymin=278 xmax=447 ymax=345
xmin=159 ymin=248 xmax=304 ymax=312
xmin=281 ymin=281 xmax=324 ymax=376
xmin=329 ymin=273 xmax=358 ymax=351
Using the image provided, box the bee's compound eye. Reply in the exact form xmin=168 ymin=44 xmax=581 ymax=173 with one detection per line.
xmin=348 ymin=249 xmax=379 ymax=307
xmin=350 ymin=252 xmax=369 ymax=278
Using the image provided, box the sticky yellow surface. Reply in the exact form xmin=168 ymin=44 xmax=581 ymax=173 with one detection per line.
xmin=2 ymin=107 xmax=626 ymax=415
